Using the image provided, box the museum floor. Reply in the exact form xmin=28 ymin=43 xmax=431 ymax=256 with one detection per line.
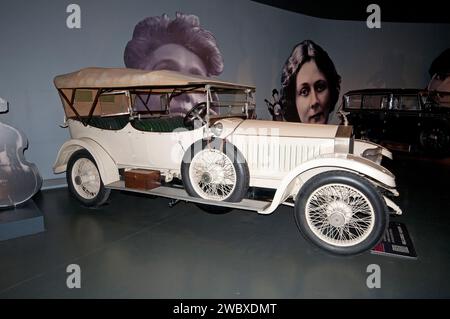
xmin=1 ymin=153 xmax=450 ymax=298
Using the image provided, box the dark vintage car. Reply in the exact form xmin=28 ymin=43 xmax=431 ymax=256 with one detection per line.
xmin=342 ymin=88 xmax=450 ymax=154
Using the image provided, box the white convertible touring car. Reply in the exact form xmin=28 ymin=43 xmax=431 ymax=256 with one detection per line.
xmin=53 ymin=67 xmax=402 ymax=255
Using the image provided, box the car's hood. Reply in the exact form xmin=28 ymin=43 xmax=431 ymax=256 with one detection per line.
xmin=219 ymin=119 xmax=342 ymax=138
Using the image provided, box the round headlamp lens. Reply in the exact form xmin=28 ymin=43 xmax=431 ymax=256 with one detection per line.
xmin=211 ymin=122 xmax=223 ymax=136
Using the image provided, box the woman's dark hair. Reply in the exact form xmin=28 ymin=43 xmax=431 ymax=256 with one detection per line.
xmin=280 ymin=40 xmax=341 ymax=122
xmin=429 ymin=48 xmax=450 ymax=78
xmin=124 ymin=12 xmax=224 ymax=76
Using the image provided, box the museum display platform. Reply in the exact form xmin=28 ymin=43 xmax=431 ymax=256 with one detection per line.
xmin=0 ymin=200 xmax=45 ymax=241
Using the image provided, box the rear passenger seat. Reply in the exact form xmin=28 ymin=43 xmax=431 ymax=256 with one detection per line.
xmin=79 ymin=115 xmax=186 ymax=132
xmin=87 ymin=115 xmax=129 ymax=130
xmin=132 ymin=116 xmax=185 ymax=132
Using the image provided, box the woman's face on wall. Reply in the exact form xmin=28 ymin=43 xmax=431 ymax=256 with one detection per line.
xmin=428 ymin=73 xmax=450 ymax=92
xmin=295 ymin=60 xmax=331 ymax=124
xmin=139 ymin=43 xmax=208 ymax=115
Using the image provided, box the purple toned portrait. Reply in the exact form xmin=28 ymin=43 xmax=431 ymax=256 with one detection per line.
xmin=124 ymin=12 xmax=224 ymax=115
xmin=427 ymin=48 xmax=450 ymax=107
xmin=279 ymin=40 xmax=341 ymax=124
xmin=428 ymin=48 xmax=450 ymax=92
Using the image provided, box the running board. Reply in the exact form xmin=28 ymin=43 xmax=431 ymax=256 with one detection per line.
xmin=105 ymin=181 xmax=271 ymax=212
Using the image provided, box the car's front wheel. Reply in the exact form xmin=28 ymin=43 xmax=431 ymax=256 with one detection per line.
xmin=67 ymin=150 xmax=110 ymax=207
xmin=294 ymin=171 xmax=388 ymax=256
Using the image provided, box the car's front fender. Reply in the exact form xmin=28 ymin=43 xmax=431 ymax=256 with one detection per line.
xmin=53 ymin=138 xmax=120 ymax=185
xmin=258 ymin=153 xmax=397 ymax=215
xmin=353 ymin=139 xmax=393 ymax=162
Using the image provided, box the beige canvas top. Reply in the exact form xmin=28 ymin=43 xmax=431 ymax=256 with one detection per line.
xmin=54 ymin=67 xmax=255 ymax=90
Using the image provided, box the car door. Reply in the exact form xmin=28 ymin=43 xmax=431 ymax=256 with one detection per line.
xmin=128 ymin=119 xmax=204 ymax=170
xmin=385 ymin=94 xmax=421 ymax=144
xmin=360 ymin=94 xmax=386 ymax=141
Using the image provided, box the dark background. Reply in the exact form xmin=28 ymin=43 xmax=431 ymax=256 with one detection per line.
xmin=253 ymin=0 xmax=450 ymax=23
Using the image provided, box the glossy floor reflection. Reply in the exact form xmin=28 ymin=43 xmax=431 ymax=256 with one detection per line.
xmin=1 ymin=155 xmax=450 ymax=298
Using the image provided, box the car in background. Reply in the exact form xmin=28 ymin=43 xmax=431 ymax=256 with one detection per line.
xmin=342 ymin=88 xmax=450 ymax=155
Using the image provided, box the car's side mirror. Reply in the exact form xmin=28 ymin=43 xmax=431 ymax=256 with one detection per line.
xmin=0 ymin=97 xmax=9 ymax=113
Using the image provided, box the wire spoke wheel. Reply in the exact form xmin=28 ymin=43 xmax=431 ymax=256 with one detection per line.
xmin=71 ymin=158 xmax=101 ymax=200
xmin=305 ymin=183 xmax=375 ymax=247
xmin=67 ymin=150 xmax=111 ymax=207
xmin=189 ymin=148 xmax=237 ymax=201
xmin=420 ymin=127 xmax=450 ymax=154
xmin=182 ymin=139 xmax=249 ymax=203
xmin=295 ymin=171 xmax=387 ymax=255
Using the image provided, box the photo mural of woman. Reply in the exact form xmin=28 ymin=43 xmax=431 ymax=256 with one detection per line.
xmin=427 ymin=48 xmax=450 ymax=106
xmin=428 ymin=48 xmax=450 ymax=92
xmin=268 ymin=40 xmax=341 ymax=124
xmin=124 ymin=12 xmax=224 ymax=115
xmin=281 ymin=40 xmax=341 ymax=124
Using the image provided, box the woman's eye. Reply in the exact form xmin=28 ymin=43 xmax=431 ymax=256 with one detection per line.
xmin=436 ymin=73 xmax=449 ymax=81
xmin=299 ymin=88 xmax=309 ymax=96
xmin=315 ymin=82 xmax=328 ymax=92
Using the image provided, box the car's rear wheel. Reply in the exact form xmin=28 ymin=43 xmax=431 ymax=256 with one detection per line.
xmin=181 ymin=138 xmax=249 ymax=203
xmin=67 ymin=150 xmax=110 ymax=207
xmin=195 ymin=203 xmax=233 ymax=214
xmin=294 ymin=171 xmax=387 ymax=255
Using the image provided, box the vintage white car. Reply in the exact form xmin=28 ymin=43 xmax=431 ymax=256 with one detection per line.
xmin=53 ymin=68 xmax=402 ymax=255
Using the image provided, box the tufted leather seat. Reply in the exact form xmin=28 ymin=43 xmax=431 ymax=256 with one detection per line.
xmin=81 ymin=115 xmax=186 ymax=132
xmin=132 ymin=116 xmax=185 ymax=132
xmin=87 ymin=115 xmax=129 ymax=130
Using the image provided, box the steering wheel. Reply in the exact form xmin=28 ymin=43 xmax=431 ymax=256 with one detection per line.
xmin=183 ymin=102 xmax=208 ymax=128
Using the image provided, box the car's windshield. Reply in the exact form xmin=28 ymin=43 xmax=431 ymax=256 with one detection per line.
xmin=129 ymin=86 xmax=255 ymax=119
xmin=209 ymin=88 xmax=255 ymax=119
xmin=57 ymin=85 xmax=255 ymax=127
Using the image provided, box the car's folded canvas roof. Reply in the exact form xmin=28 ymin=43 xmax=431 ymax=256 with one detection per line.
xmin=54 ymin=67 xmax=255 ymax=90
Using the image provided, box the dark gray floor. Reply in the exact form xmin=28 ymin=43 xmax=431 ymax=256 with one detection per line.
xmin=1 ymin=155 xmax=450 ymax=298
